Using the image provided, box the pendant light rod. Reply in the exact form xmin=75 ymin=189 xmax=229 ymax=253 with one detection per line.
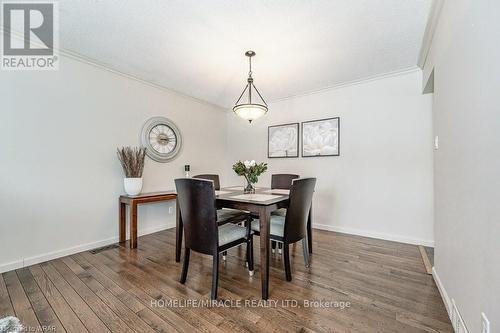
xmin=248 ymin=75 xmax=252 ymax=103
xmin=247 ymin=51 xmax=253 ymax=77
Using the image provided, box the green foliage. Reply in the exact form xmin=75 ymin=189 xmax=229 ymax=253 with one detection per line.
xmin=232 ymin=161 xmax=268 ymax=184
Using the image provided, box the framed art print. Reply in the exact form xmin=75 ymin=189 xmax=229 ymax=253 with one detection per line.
xmin=268 ymin=123 xmax=299 ymax=158
xmin=302 ymin=117 xmax=340 ymax=157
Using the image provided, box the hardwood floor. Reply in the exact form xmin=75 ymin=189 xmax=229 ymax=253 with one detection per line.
xmin=1 ymin=229 xmax=452 ymax=332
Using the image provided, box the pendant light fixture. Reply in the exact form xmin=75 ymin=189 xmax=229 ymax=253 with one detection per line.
xmin=233 ymin=50 xmax=268 ymax=123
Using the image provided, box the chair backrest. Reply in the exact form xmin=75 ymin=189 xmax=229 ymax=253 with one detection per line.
xmin=175 ymin=178 xmax=218 ymax=255
xmin=271 ymin=174 xmax=299 ymax=190
xmin=193 ymin=174 xmax=220 ymax=190
xmin=284 ymin=178 xmax=316 ymax=244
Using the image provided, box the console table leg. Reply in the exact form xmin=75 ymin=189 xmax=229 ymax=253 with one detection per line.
xmin=130 ymin=203 xmax=138 ymax=249
xmin=119 ymin=201 xmax=126 ymax=244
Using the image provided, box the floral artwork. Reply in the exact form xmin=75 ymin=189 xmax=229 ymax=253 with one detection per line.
xmin=302 ymin=118 xmax=340 ymax=157
xmin=268 ymin=123 xmax=299 ymax=158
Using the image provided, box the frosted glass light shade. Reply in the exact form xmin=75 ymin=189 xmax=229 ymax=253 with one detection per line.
xmin=233 ymin=104 xmax=268 ymax=123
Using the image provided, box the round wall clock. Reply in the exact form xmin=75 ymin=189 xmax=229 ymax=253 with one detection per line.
xmin=141 ymin=117 xmax=182 ymax=162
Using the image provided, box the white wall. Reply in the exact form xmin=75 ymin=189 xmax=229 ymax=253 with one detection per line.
xmin=225 ymin=70 xmax=434 ymax=246
xmin=423 ymin=1 xmax=500 ymax=332
xmin=0 ymin=55 xmax=227 ymax=272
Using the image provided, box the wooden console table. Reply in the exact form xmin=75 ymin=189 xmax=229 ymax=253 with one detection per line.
xmin=119 ymin=191 xmax=177 ymax=248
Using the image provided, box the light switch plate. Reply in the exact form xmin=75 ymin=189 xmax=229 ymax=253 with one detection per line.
xmin=481 ymin=312 xmax=490 ymax=333
xmin=434 ymin=135 xmax=439 ymax=150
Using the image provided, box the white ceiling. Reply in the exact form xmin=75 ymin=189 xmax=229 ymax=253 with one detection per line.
xmin=60 ymin=0 xmax=432 ymax=108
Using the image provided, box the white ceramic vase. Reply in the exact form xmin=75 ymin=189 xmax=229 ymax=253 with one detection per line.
xmin=124 ymin=177 xmax=143 ymax=196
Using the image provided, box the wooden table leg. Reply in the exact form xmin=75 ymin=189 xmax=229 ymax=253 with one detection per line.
xmin=119 ymin=201 xmax=126 ymax=244
xmin=130 ymin=202 xmax=138 ymax=249
xmin=307 ymin=204 xmax=313 ymax=254
xmin=175 ymin=199 xmax=183 ymax=262
xmin=259 ymin=208 xmax=271 ymax=300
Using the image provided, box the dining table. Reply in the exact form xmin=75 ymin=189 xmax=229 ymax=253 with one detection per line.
xmin=175 ymin=186 xmax=313 ymax=300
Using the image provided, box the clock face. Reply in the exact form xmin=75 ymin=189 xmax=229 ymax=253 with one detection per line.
xmin=149 ymin=124 xmax=177 ymax=154
xmin=141 ymin=117 xmax=182 ymax=162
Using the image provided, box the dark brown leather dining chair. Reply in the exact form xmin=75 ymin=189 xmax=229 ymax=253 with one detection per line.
xmin=175 ymin=178 xmax=254 ymax=300
xmin=270 ymin=174 xmax=299 ymax=253
xmin=271 ymin=174 xmax=300 ymax=190
xmin=193 ymin=174 xmax=221 ymax=190
xmin=193 ymin=174 xmax=250 ymax=226
xmin=250 ymin=177 xmax=316 ymax=281
xmin=193 ymin=174 xmax=252 ymax=260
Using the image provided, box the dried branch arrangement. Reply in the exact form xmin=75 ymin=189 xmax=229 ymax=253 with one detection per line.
xmin=117 ymin=146 xmax=146 ymax=178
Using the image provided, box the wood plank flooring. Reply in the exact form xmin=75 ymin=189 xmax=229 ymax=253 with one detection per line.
xmin=1 ymin=229 xmax=452 ymax=332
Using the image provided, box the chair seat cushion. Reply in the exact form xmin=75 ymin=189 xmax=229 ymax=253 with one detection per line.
xmin=271 ymin=208 xmax=287 ymax=217
xmin=217 ymin=208 xmax=249 ymax=225
xmin=218 ymin=223 xmax=247 ymax=246
xmin=251 ymin=216 xmax=285 ymax=237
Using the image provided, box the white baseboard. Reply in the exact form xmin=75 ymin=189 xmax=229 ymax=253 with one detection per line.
xmin=2 ymin=222 xmax=432 ymax=273
xmin=432 ymin=267 xmax=468 ymax=332
xmin=432 ymin=267 xmax=451 ymax=316
xmin=313 ymin=223 xmax=435 ymax=247
xmin=0 ymin=223 xmax=175 ymax=274
xmin=0 ymin=261 xmax=23 ymax=274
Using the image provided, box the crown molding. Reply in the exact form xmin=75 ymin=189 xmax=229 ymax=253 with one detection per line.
xmin=59 ymin=48 xmax=225 ymax=110
xmin=268 ymin=66 xmax=421 ymax=104
xmin=0 ymin=27 xmax=225 ymax=111
xmin=3 ymin=25 xmax=426 ymax=110
xmin=417 ymin=0 xmax=445 ymax=68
